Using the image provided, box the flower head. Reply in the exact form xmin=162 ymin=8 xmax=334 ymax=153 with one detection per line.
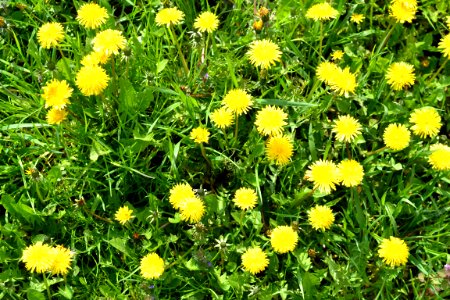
xmin=190 ymin=127 xmax=210 ymax=144
xmin=37 ymin=22 xmax=64 ymax=48
xmin=390 ymin=0 xmax=418 ymax=23
xmin=210 ymin=107 xmax=234 ymax=129
xmin=140 ymin=253 xmax=164 ymax=279
xmin=21 ymin=242 xmax=54 ymax=273
xmin=77 ymin=3 xmax=108 ymax=29
xmin=194 ymin=11 xmax=219 ymax=33
xmin=270 ymin=225 xmax=298 ymax=254
xmin=50 ymin=245 xmax=73 ymax=276
xmin=378 ymin=236 xmax=409 ymax=267
xmin=409 ymin=107 xmax=442 ymax=138
xmin=305 ymin=160 xmax=340 ymax=194
xmin=169 ymin=183 xmax=196 ymax=210
xmin=254 ymin=106 xmax=287 ymax=136
xmin=179 ymin=196 xmax=205 ymax=223
xmin=306 ymin=2 xmax=339 ymax=21
xmin=316 ymin=61 xmax=339 ymax=84
xmin=330 ymin=67 xmax=357 ymax=96
xmin=241 ymin=246 xmax=269 ymax=274
xmin=308 ymin=205 xmax=335 ymax=230
xmin=438 ymin=34 xmax=450 ymax=58
xmin=338 ymin=160 xmax=364 ymax=187
xmin=383 ymin=123 xmax=411 ymax=151
xmin=266 ymin=134 xmax=294 ymax=165
xmin=47 ymin=108 xmax=68 ymax=125
xmin=155 ymin=7 xmax=184 ymax=27
xmin=331 ymin=50 xmax=344 ymax=61
xmin=332 ymin=115 xmax=362 ymax=142
xmin=351 ymin=14 xmax=365 ymax=24
xmin=247 ymin=39 xmax=282 ymax=69
xmin=233 ymin=187 xmax=258 ymax=210
xmin=92 ymin=29 xmax=126 ymax=55
xmin=114 ymin=206 xmax=134 ymax=225
xmin=221 ymin=89 xmax=252 ymax=115
xmin=428 ymin=144 xmax=450 ymax=171
xmin=81 ymin=51 xmax=110 ymax=66
xmin=386 ymin=62 xmax=415 ymax=90
xmin=75 ymin=65 xmax=110 ymax=96
xmin=42 ymin=79 xmax=72 ymax=109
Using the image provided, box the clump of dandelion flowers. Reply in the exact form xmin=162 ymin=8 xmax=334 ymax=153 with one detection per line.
xmin=409 ymin=107 xmax=442 ymax=138
xmin=383 ymin=124 xmax=411 ymax=151
xmin=75 ymin=65 xmax=110 ymax=96
xmin=155 ymin=7 xmax=184 ymax=27
xmin=140 ymin=253 xmax=164 ymax=279
xmin=338 ymin=160 xmax=364 ymax=187
xmin=331 ymin=67 xmax=357 ymax=96
xmin=270 ymin=225 xmax=298 ymax=254
xmin=308 ymin=205 xmax=335 ymax=230
xmin=50 ymin=245 xmax=73 ymax=276
xmin=190 ymin=127 xmax=210 ymax=144
xmin=247 ymin=39 xmax=282 ymax=69
xmin=47 ymin=108 xmax=68 ymax=125
xmin=179 ymin=196 xmax=205 ymax=223
xmin=332 ymin=115 xmax=362 ymax=143
xmin=169 ymin=183 xmax=196 ymax=210
xmin=241 ymin=246 xmax=269 ymax=274
xmin=92 ymin=29 xmax=126 ymax=55
xmin=385 ymin=62 xmax=415 ymax=90
xmin=378 ymin=236 xmax=409 ymax=267
xmin=37 ymin=22 xmax=64 ymax=48
xmin=42 ymin=79 xmax=72 ymax=109
xmin=306 ymin=2 xmax=338 ymax=21
xmin=254 ymin=106 xmax=287 ymax=136
xmin=194 ymin=11 xmax=219 ymax=33
xmin=233 ymin=187 xmax=258 ymax=210
xmin=266 ymin=135 xmax=294 ymax=165
xmin=114 ymin=206 xmax=134 ymax=225
xmin=351 ymin=14 xmax=365 ymax=24
xmin=390 ymin=0 xmax=418 ymax=23
xmin=76 ymin=3 xmax=108 ymax=29
xmin=305 ymin=160 xmax=340 ymax=194
xmin=438 ymin=33 xmax=450 ymax=58
xmin=221 ymin=89 xmax=252 ymax=116
xmin=428 ymin=144 xmax=450 ymax=171
xmin=21 ymin=242 xmax=54 ymax=273
xmin=316 ymin=61 xmax=339 ymax=84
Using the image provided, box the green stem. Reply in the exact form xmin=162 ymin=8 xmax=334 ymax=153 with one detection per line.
xmin=429 ymin=58 xmax=448 ymax=83
xmin=375 ymin=22 xmax=395 ymax=55
xmin=200 ymin=144 xmax=213 ymax=171
xmin=364 ymin=146 xmax=387 ymax=156
xmin=239 ymin=210 xmax=246 ymax=237
xmin=43 ymin=274 xmax=52 ymax=299
xmin=319 ymin=21 xmax=323 ymax=58
xmin=170 ymin=26 xmax=189 ymax=75
xmin=234 ymin=113 xmax=239 ymax=144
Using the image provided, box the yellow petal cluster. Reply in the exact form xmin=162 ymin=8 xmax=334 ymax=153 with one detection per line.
xmin=47 ymin=108 xmax=68 ymax=125
xmin=385 ymin=62 xmax=415 ymax=90
xmin=390 ymin=0 xmax=418 ymax=23
xmin=383 ymin=123 xmax=411 ymax=151
xmin=305 ymin=160 xmax=340 ymax=194
xmin=233 ymin=187 xmax=258 ymax=210
xmin=194 ymin=11 xmax=219 ymax=33
xmin=378 ymin=236 xmax=409 ymax=267
xmin=22 ymin=242 xmax=73 ymax=275
xmin=409 ymin=107 xmax=442 ymax=138
xmin=190 ymin=127 xmax=210 ymax=144
xmin=332 ymin=115 xmax=362 ymax=143
xmin=316 ymin=62 xmax=357 ymax=96
xmin=254 ymin=106 xmax=287 ymax=136
xmin=265 ymin=134 xmax=294 ymax=165
xmin=306 ymin=2 xmax=338 ymax=21
xmin=168 ymin=183 xmax=205 ymax=223
xmin=37 ymin=22 xmax=64 ymax=48
xmin=270 ymin=225 xmax=298 ymax=254
xmin=140 ymin=253 xmax=164 ymax=279
xmin=351 ymin=14 xmax=365 ymax=24
xmin=155 ymin=7 xmax=184 ymax=27
xmin=92 ymin=29 xmax=126 ymax=55
xmin=114 ymin=206 xmax=134 ymax=225
xmin=77 ymin=3 xmax=108 ymax=29
xmin=42 ymin=79 xmax=72 ymax=109
xmin=438 ymin=34 xmax=450 ymax=58
xmin=221 ymin=89 xmax=252 ymax=115
xmin=241 ymin=246 xmax=269 ymax=274
xmin=428 ymin=144 xmax=450 ymax=171
xmin=308 ymin=205 xmax=335 ymax=230
xmin=247 ymin=39 xmax=282 ymax=69
xmin=337 ymin=160 xmax=364 ymax=187
xmin=75 ymin=65 xmax=110 ymax=96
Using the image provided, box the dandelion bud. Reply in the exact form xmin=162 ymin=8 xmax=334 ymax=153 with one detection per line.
xmin=253 ymin=19 xmax=263 ymax=32
xmin=258 ymin=7 xmax=270 ymax=22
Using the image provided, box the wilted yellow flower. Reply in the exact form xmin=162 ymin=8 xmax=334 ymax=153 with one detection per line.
xmin=37 ymin=22 xmax=64 ymax=48
xmin=233 ymin=187 xmax=258 ymax=210
xmin=155 ymin=7 xmax=184 ymax=27
xmin=428 ymin=144 xmax=450 ymax=171
xmin=21 ymin=242 xmax=54 ymax=273
xmin=330 ymin=67 xmax=357 ymax=96
xmin=270 ymin=225 xmax=298 ymax=254
xmin=386 ymin=62 xmax=415 ymax=90
xmin=383 ymin=123 xmax=411 ymax=151
xmin=337 ymin=160 xmax=364 ymax=187
xmin=92 ymin=29 xmax=126 ymax=55
xmin=247 ymin=39 xmax=282 ymax=69
xmin=140 ymin=253 xmax=164 ymax=279
xmin=253 ymin=19 xmax=263 ymax=32
xmin=114 ymin=206 xmax=134 ymax=225
xmin=390 ymin=0 xmax=418 ymax=23
xmin=50 ymin=245 xmax=73 ymax=276
xmin=378 ymin=236 xmax=409 ymax=267
xmin=308 ymin=205 xmax=335 ymax=230
xmin=76 ymin=3 xmax=108 ymax=29
xmin=221 ymin=89 xmax=252 ymax=115
xmin=47 ymin=108 xmax=68 ymax=125
xmin=306 ymin=2 xmax=338 ymax=21
xmin=438 ymin=34 xmax=450 ymax=58
xmin=194 ymin=11 xmax=219 ymax=33
xmin=169 ymin=183 xmax=196 ymax=210
xmin=241 ymin=246 xmax=269 ymax=274
xmin=75 ymin=65 xmax=110 ymax=96
xmin=266 ymin=135 xmax=294 ymax=165
xmin=305 ymin=160 xmax=340 ymax=194
xmin=179 ymin=196 xmax=205 ymax=223
xmin=42 ymin=79 xmax=72 ymax=109
xmin=254 ymin=106 xmax=287 ymax=136
xmin=190 ymin=127 xmax=210 ymax=144
xmin=409 ymin=107 xmax=442 ymax=138
xmin=351 ymin=14 xmax=365 ymax=24
xmin=316 ymin=61 xmax=339 ymax=84
xmin=331 ymin=50 xmax=344 ymax=61
xmin=332 ymin=115 xmax=362 ymax=142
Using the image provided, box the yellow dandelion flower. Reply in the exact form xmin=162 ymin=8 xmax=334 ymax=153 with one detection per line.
xmin=155 ymin=7 xmax=184 ymax=27
xmin=266 ymin=134 xmax=294 ymax=165
xmin=351 ymin=13 xmax=365 ymax=24
xmin=140 ymin=253 xmax=164 ymax=279
xmin=306 ymin=2 xmax=339 ymax=21
xmin=21 ymin=242 xmax=54 ymax=273
xmin=37 ymin=22 xmax=64 ymax=49
xmin=438 ymin=34 xmax=450 ymax=58
xmin=210 ymin=107 xmax=234 ymax=129
xmin=92 ymin=29 xmax=126 ymax=55
xmin=42 ymin=79 xmax=72 ymax=109
xmin=241 ymin=246 xmax=269 ymax=274
xmin=385 ymin=62 xmax=415 ymax=90
xmin=50 ymin=245 xmax=73 ymax=276
xmin=114 ymin=206 xmax=134 ymax=225
xmin=179 ymin=196 xmax=205 ymax=223
xmin=233 ymin=187 xmax=258 ymax=210
xmin=308 ymin=205 xmax=335 ymax=230
xmin=305 ymin=160 xmax=340 ymax=194
xmin=331 ymin=50 xmax=344 ymax=61
xmin=81 ymin=51 xmax=110 ymax=66
xmin=270 ymin=225 xmax=298 ymax=254
xmin=378 ymin=236 xmax=409 ymax=267
xmin=194 ymin=11 xmax=219 ymax=33
xmin=330 ymin=67 xmax=357 ymax=96
xmin=383 ymin=123 xmax=411 ymax=151
xmin=76 ymin=3 xmax=108 ymax=29
xmin=47 ymin=108 xmax=68 ymax=125
xmin=190 ymin=127 xmax=210 ymax=144
xmin=337 ymin=159 xmax=364 ymax=187
xmin=169 ymin=183 xmax=196 ymax=210
xmin=75 ymin=65 xmax=110 ymax=96
xmin=221 ymin=89 xmax=252 ymax=115
xmin=409 ymin=107 xmax=442 ymax=138
xmin=390 ymin=0 xmax=418 ymax=24
xmin=247 ymin=39 xmax=282 ymax=69
xmin=254 ymin=106 xmax=287 ymax=136
xmin=316 ymin=61 xmax=340 ymax=84
xmin=428 ymin=144 xmax=450 ymax=171
xmin=332 ymin=115 xmax=362 ymax=142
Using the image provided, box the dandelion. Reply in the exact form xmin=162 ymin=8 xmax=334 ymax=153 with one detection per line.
xmin=266 ymin=135 xmax=294 ymax=165
xmin=47 ymin=108 xmax=68 ymax=125
xmin=385 ymin=62 xmax=415 ymax=90
xmin=37 ymin=22 xmax=64 ymax=48
xmin=270 ymin=225 xmax=298 ymax=254
xmin=50 ymin=245 xmax=73 ymax=276
xmin=254 ymin=106 xmax=287 ymax=136
xmin=305 ymin=160 xmax=340 ymax=194
xmin=155 ymin=7 xmax=184 ymax=27
xmin=306 ymin=2 xmax=339 ymax=21
xmin=21 ymin=242 xmax=54 ymax=273
xmin=221 ymin=89 xmax=252 ymax=115
xmin=92 ymin=29 xmax=126 ymax=55
xmin=42 ymin=79 xmax=72 ymax=109
xmin=233 ymin=187 xmax=258 ymax=210
xmin=438 ymin=34 xmax=450 ymax=58
xmin=331 ymin=50 xmax=344 ymax=61
xmin=81 ymin=51 xmax=110 ymax=66
xmin=409 ymin=107 xmax=442 ymax=138
xmin=247 ymin=39 xmax=282 ymax=69
xmin=241 ymin=246 xmax=269 ymax=274
xmin=383 ymin=124 xmax=411 ymax=151
xmin=390 ymin=0 xmax=418 ymax=23
xmin=351 ymin=14 xmax=365 ymax=24
xmin=179 ymin=196 xmax=205 ymax=223
xmin=330 ymin=67 xmax=357 ymax=96
xmin=190 ymin=127 xmax=210 ymax=144
xmin=308 ymin=205 xmax=335 ymax=230
xmin=194 ymin=11 xmax=219 ymax=33
xmin=332 ymin=115 xmax=362 ymax=143
xmin=338 ymin=160 xmax=364 ymax=187
xmin=210 ymin=107 xmax=234 ymax=129
xmin=140 ymin=253 xmax=165 ymax=279
xmin=75 ymin=65 xmax=110 ymax=96
xmin=378 ymin=236 xmax=409 ymax=267
xmin=428 ymin=144 xmax=450 ymax=171
xmin=253 ymin=19 xmax=263 ymax=32
xmin=76 ymin=2 xmax=108 ymax=29
xmin=169 ymin=183 xmax=196 ymax=210
xmin=114 ymin=206 xmax=134 ymax=225
xmin=316 ymin=61 xmax=339 ymax=84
